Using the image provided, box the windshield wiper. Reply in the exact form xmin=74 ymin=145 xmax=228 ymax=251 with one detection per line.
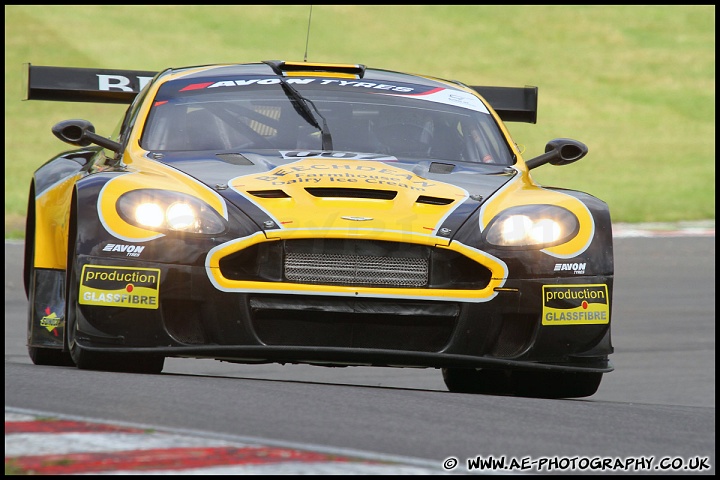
xmin=263 ymin=61 xmax=333 ymax=150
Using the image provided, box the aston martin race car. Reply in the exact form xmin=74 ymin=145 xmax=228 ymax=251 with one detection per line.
xmin=23 ymin=60 xmax=613 ymax=398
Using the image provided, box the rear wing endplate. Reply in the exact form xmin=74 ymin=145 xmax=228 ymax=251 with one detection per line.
xmin=23 ymin=64 xmax=157 ymax=104
xmin=472 ymin=86 xmax=538 ymax=124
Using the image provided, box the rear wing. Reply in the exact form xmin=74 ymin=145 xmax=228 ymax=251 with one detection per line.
xmin=23 ymin=64 xmax=539 ymax=123
xmin=23 ymin=64 xmax=156 ymax=104
xmin=472 ymin=86 xmax=538 ymax=124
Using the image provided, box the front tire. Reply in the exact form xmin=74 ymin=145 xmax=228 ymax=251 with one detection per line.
xmin=27 ymin=345 xmax=75 ymax=367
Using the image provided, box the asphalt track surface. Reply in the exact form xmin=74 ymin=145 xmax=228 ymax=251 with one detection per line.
xmin=4 ymin=231 xmax=715 ymax=474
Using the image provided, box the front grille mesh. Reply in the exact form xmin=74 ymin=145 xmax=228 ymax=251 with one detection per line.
xmin=285 ymin=252 xmax=428 ymax=287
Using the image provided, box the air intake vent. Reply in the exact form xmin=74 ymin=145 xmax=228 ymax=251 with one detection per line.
xmin=429 ymin=162 xmax=455 ymax=174
xmin=416 ymin=195 xmax=454 ymax=205
xmin=264 ymin=60 xmax=366 ymax=78
xmin=248 ymin=190 xmax=290 ymax=198
xmin=215 ymin=153 xmax=254 ymax=165
xmin=305 ymin=188 xmax=397 ymax=200
xmin=217 ymin=239 xmax=492 ymax=289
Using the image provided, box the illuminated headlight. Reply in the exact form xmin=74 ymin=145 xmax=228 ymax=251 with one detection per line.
xmin=117 ymin=189 xmax=226 ymax=234
xmin=484 ymin=205 xmax=579 ymax=248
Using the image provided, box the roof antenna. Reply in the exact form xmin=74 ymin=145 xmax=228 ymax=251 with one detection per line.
xmin=303 ymin=5 xmax=313 ymax=62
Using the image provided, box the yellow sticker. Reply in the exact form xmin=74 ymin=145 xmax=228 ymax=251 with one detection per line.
xmin=79 ymin=265 xmax=161 ymax=310
xmin=40 ymin=312 xmax=62 ymax=332
xmin=542 ymin=284 xmax=609 ymax=325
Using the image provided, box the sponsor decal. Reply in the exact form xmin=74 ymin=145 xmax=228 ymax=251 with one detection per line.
xmin=79 ymin=265 xmax=160 ymax=310
xmin=96 ymin=74 xmax=154 ymax=92
xmin=255 ymin=161 xmax=435 ymax=191
xmin=172 ymin=78 xmax=489 ymax=114
xmin=102 ymin=243 xmax=145 ymax=257
xmin=387 ymin=88 xmax=489 ymax=113
xmin=40 ymin=307 xmax=63 ymax=334
xmin=553 ymin=262 xmax=586 ymax=275
xmin=280 ymin=151 xmax=397 ymax=161
xmin=542 ymin=284 xmax=609 ymax=325
xmin=182 ymin=78 xmax=415 ymax=93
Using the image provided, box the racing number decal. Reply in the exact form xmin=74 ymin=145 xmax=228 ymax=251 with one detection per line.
xmin=79 ymin=265 xmax=160 ymax=309
xmin=542 ymin=284 xmax=609 ymax=325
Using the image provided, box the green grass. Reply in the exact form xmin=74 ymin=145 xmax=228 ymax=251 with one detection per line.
xmin=4 ymin=5 xmax=715 ymax=238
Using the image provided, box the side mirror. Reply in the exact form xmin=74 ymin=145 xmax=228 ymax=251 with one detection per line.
xmin=52 ymin=119 xmax=122 ymax=152
xmin=525 ymin=138 xmax=588 ymax=170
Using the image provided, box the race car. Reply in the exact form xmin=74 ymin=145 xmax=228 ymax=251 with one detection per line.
xmin=23 ymin=60 xmax=614 ymax=398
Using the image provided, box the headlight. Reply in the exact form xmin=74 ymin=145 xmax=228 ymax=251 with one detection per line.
xmin=484 ymin=205 xmax=579 ymax=248
xmin=117 ymin=189 xmax=226 ymax=234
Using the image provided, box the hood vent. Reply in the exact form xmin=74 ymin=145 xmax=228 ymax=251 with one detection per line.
xmin=248 ymin=189 xmax=290 ymax=198
xmin=416 ymin=195 xmax=454 ymax=205
xmin=216 ymin=153 xmax=254 ymax=165
xmin=305 ymin=188 xmax=397 ymax=200
xmin=429 ymin=162 xmax=456 ymax=174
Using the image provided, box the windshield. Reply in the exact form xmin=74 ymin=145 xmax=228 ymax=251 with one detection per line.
xmin=141 ymin=81 xmax=514 ymax=165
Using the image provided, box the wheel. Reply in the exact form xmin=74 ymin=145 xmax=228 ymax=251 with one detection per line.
xmin=65 ymin=205 xmax=165 ymax=374
xmin=442 ymin=367 xmax=513 ymax=395
xmin=27 ymin=346 xmax=75 ymax=367
xmin=510 ymin=370 xmax=603 ymax=399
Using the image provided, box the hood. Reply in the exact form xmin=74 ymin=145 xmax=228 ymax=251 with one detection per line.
xmin=158 ymin=150 xmax=516 ymax=245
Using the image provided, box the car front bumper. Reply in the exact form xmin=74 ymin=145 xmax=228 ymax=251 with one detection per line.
xmin=73 ymin=255 xmax=613 ymax=373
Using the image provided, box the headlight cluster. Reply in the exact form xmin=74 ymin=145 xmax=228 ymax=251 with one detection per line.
xmin=484 ymin=205 xmax=579 ymax=248
xmin=117 ymin=189 xmax=225 ymax=234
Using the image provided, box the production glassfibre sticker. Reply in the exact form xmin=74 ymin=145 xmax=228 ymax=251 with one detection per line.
xmin=542 ymin=284 xmax=609 ymax=326
xmin=79 ymin=265 xmax=160 ymax=309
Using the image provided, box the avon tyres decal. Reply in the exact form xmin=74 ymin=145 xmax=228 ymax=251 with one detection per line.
xmin=542 ymin=284 xmax=609 ymax=325
xmin=175 ymin=78 xmax=417 ymax=94
xmin=79 ymin=265 xmax=160 ymax=309
xmin=162 ymin=78 xmax=489 ymax=114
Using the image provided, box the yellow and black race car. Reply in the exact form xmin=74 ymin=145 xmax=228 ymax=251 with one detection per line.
xmin=24 ymin=60 xmax=613 ymax=398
